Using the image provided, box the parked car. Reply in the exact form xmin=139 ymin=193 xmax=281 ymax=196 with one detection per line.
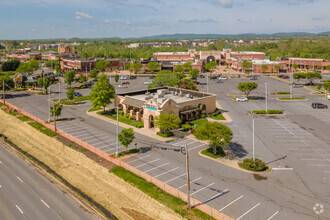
xmin=216 ymin=79 xmax=223 ymax=83
xmin=218 ymin=76 xmax=228 ymax=80
xmin=198 ymin=75 xmax=205 ymax=78
xmin=119 ymin=76 xmax=128 ymax=80
xmin=74 ymin=92 xmax=82 ymax=97
xmin=328 ymin=94 xmax=330 ymax=100
xmin=250 ymin=76 xmax=258 ymax=80
xmin=305 ymin=82 xmax=316 ymax=86
xmin=278 ymin=74 xmax=285 ymax=78
xmin=209 ymin=75 xmax=217 ymax=80
xmin=84 ymin=81 xmax=94 ymax=87
xmin=311 ymin=103 xmax=328 ymax=109
xmin=289 ymin=83 xmax=303 ymax=88
xmin=282 ymin=75 xmax=289 ymax=79
xmin=236 ymin=97 xmax=248 ymax=102
xmin=122 ymin=81 xmax=130 ymax=85
xmin=118 ymin=84 xmax=128 ymax=88
xmin=193 ymin=80 xmax=200 ymax=85
xmin=149 ymin=75 xmax=156 ymax=79
xmin=0 ymin=94 xmax=13 ymax=99
xmin=129 ymin=75 xmax=137 ymax=79
xmin=144 ymin=81 xmax=152 ymax=85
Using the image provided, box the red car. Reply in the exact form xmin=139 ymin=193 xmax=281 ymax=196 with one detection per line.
xmin=282 ymin=76 xmax=289 ymax=79
xmin=122 ymin=81 xmax=130 ymax=85
xmin=193 ymin=81 xmax=200 ymax=85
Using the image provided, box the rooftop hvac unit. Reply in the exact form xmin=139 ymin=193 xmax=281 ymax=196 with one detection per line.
xmin=174 ymin=92 xmax=178 ymax=96
xmin=145 ymin=95 xmax=153 ymax=100
xmin=179 ymin=91 xmax=183 ymax=97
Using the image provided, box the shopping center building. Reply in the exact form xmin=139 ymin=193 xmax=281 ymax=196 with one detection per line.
xmin=114 ymin=87 xmax=216 ymax=129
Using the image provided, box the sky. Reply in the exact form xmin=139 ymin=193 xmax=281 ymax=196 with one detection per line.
xmin=0 ymin=0 xmax=329 ymax=40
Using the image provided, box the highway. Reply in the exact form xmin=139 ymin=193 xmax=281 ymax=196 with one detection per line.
xmin=0 ymin=141 xmax=99 ymax=220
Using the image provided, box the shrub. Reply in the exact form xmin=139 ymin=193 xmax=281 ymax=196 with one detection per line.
xmin=182 ymin=124 xmax=192 ymax=131
xmin=277 ymin=91 xmax=290 ymax=94
xmin=239 ymin=158 xmax=269 ymax=172
xmin=316 ymin=84 xmax=322 ymax=90
xmin=267 ymin=109 xmax=283 ymax=114
xmin=201 ymin=114 xmax=206 ymax=118
xmin=118 ymin=110 xmax=124 ymax=115
xmin=156 ymin=132 xmax=173 ymax=137
xmin=251 ymin=110 xmax=266 ymax=114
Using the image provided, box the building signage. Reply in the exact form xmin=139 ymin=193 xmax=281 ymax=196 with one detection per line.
xmin=146 ymin=104 xmax=157 ymax=111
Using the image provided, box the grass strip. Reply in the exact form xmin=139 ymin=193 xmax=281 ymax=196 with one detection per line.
xmin=28 ymin=122 xmax=57 ymax=137
xmin=209 ymin=113 xmax=225 ymax=120
xmin=190 ymin=118 xmax=207 ymax=128
xmin=156 ymin=131 xmax=173 ymax=137
xmin=110 ymin=148 xmax=140 ymax=157
xmin=98 ymin=111 xmax=144 ymax=128
xmin=88 ymin=106 xmax=102 ymax=112
xmin=17 ymin=115 xmax=32 ymax=122
xmin=201 ymin=147 xmax=225 ymax=158
xmin=110 ymin=166 xmax=216 ymax=220
xmin=278 ymin=97 xmax=306 ymax=100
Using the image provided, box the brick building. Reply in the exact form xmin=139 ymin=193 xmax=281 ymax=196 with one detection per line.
xmin=60 ymin=58 xmax=97 ymax=72
xmin=58 ymin=44 xmax=75 ymax=54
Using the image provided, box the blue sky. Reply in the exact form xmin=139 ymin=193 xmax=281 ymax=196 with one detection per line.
xmin=0 ymin=0 xmax=329 ymax=40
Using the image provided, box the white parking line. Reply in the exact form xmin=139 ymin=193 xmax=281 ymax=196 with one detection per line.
xmin=16 ymin=205 xmax=24 ymax=214
xmin=164 ymin=173 xmax=186 ymax=183
xmin=236 ymin=203 xmax=260 ymax=220
xmin=135 ymin=159 xmax=160 ymax=168
xmin=173 ymin=139 xmax=195 ymax=146
xmin=307 ymin=164 xmax=330 ymax=167
xmin=0 ymin=160 xmax=2 ymax=164
xmin=190 ymin=182 xmax=215 ymax=196
xmin=41 ymin=199 xmax=50 ymax=208
xmin=127 ymin=155 xmax=151 ymax=164
xmin=272 ymin=168 xmax=293 ymax=171
xmin=154 ymin=167 xmax=179 ymax=178
xmin=17 ymin=177 xmax=23 ymax=183
xmin=219 ymin=195 xmax=244 ymax=212
xmin=189 ymin=144 xmax=205 ymax=151
xmin=144 ymin=163 xmax=169 ymax=173
xmin=267 ymin=211 xmax=279 ymax=220
xmin=176 ymin=177 xmax=202 ymax=189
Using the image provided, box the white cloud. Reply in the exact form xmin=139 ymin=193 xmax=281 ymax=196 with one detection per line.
xmin=218 ymin=0 xmax=233 ymax=7
xmin=103 ymin=19 xmax=110 ymax=23
xmin=75 ymin=12 xmax=93 ymax=20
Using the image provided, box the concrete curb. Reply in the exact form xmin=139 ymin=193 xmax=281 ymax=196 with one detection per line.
xmin=86 ymin=110 xmax=175 ymax=143
xmin=276 ymin=98 xmax=307 ymax=101
xmin=215 ymin=101 xmax=233 ymax=124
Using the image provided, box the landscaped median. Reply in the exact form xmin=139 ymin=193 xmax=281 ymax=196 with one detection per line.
xmin=97 ymin=109 xmax=144 ymax=128
xmin=54 ymin=95 xmax=91 ymax=105
xmin=277 ymin=97 xmax=306 ymax=101
xmin=251 ymin=109 xmax=284 ymax=114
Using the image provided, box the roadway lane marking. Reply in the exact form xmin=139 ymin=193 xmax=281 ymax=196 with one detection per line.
xmin=17 ymin=176 xmax=24 ymax=183
xmin=219 ymin=195 xmax=244 ymax=212
xmin=164 ymin=173 xmax=186 ymax=183
xmin=16 ymin=205 xmax=24 ymax=214
xmin=267 ymin=211 xmax=279 ymax=220
xmin=144 ymin=163 xmax=169 ymax=173
xmin=0 ymin=185 xmax=2 ymax=188
xmin=236 ymin=203 xmax=260 ymax=220
xmin=135 ymin=159 xmax=160 ymax=168
xmin=173 ymin=139 xmax=195 ymax=146
xmin=190 ymin=182 xmax=215 ymax=196
xmin=154 ymin=167 xmax=179 ymax=178
xmin=176 ymin=177 xmax=202 ymax=189
xmin=41 ymin=199 xmax=50 ymax=208
xmin=189 ymin=144 xmax=205 ymax=151
xmin=127 ymin=155 xmax=151 ymax=163
xmin=272 ymin=168 xmax=293 ymax=171
xmin=0 ymin=160 xmax=2 ymax=164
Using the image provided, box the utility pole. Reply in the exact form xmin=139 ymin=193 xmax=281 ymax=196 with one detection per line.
xmin=58 ymin=78 xmax=61 ymax=102
xmin=206 ymin=71 xmax=209 ymax=93
xmin=115 ymin=106 xmax=119 ymax=157
xmin=2 ymin=80 xmax=5 ymax=105
xmin=48 ymin=87 xmax=51 ymax=122
xmin=252 ymin=113 xmax=255 ymax=161
xmin=265 ymin=83 xmax=268 ymax=112
xmin=53 ymin=100 xmax=56 ymax=132
xmin=185 ymin=142 xmax=191 ymax=209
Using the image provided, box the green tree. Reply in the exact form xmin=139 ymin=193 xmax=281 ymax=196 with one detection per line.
xmin=95 ymin=60 xmax=110 ymax=74
xmin=178 ymin=78 xmax=197 ymax=91
xmin=153 ymin=114 xmax=181 ymax=134
xmin=118 ymin=128 xmax=135 ymax=153
xmin=125 ymin=63 xmax=132 ymax=72
xmin=189 ymin=69 xmax=199 ymax=79
xmin=114 ymin=74 xmax=119 ymax=83
xmin=293 ymin=64 xmax=298 ymax=69
xmin=194 ymin=121 xmax=233 ymax=155
xmin=275 ymin=65 xmax=281 ymax=72
xmin=261 ymin=65 xmax=269 ymax=73
xmin=305 ymin=72 xmax=322 ymax=85
xmin=0 ymin=74 xmax=14 ymax=90
xmin=237 ymin=82 xmax=258 ymax=97
xmin=66 ymin=88 xmax=75 ymax=100
xmin=174 ymin=65 xmax=184 ymax=73
xmin=205 ymin=61 xmax=217 ymax=72
xmin=37 ymin=77 xmax=50 ymax=92
xmin=78 ymin=74 xmax=87 ymax=86
xmin=1 ymin=60 xmax=20 ymax=71
xmin=89 ymin=69 xmax=99 ymax=79
xmin=242 ymin=61 xmax=252 ymax=73
xmin=16 ymin=63 xmax=33 ymax=73
xmin=326 ymin=65 xmax=330 ymax=70
xmin=183 ymin=62 xmax=192 ymax=72
xmin=148 ymin=70 xmax=180 ymax=88
xmin=90 ymin=74 xmax=115 ymax=112
xmin=64 ymin=70 xmax=76 ymax=87
xmin=323 ymin=82 xmax=330 ymax=92
xmin=148 ymin=62 xmax=160 ymax=73
xmin=29 ymin=59 xmax=39 ymax=71
xmin=293 ymin=73 xmax=306 ymax=83
xmin=132 ymin=62 xmax=143 ymax=74
xmin=50 ymin=103 xmax=63 ymax=119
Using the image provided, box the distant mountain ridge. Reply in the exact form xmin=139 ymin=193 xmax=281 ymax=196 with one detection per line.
xmin=135 ymin=32 xmax=330 ymax=39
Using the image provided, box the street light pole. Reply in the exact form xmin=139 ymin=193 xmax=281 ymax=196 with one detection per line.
xmin=265 ymin=83 xmax=268 ymax=112
xmin=115 ymin=106 xmax=119 ymax=157
xmin=58 ymin=78 xmax=61 ymax=102
xmin=207 ymin=71 xmax=209 ymax=93
xmin=290 ymin=60 xmax=293 ymax=99
xmin=252 ymin=113 xmax=255 ymax=161
xmin=185 ymin=142 xmax=191 ymax=209
xmin=48 ymin=86 xmax=51 ymax=122
xmin=2 ymin=80 xmax=5 ymax=106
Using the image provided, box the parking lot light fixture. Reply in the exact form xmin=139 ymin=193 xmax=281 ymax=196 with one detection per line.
xmin=115 ymin=106 xmax=119 ymax=157
xmin=265 ymin=83 xmax=268 ymax=112
xmin=252 ymin=113 xmax=255 ymax=161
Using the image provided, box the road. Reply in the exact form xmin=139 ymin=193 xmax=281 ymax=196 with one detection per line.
xmin=5 ymin=75 xmax=330 ymax=219
xmin=0 ymin=141 xmax=100 ymax=220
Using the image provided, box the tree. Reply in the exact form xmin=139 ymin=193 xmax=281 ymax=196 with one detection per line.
xmin=114 ymin=74 xmax=119 ymax=83
xmin=275 ymin=65 xmax=281 ymax=72
xmin=153 ymin=114 xmax=181 ymax=134
xmin=305 ymin=72 xmax=322 ymax=85
xmin=293 ymin=64 xmax=298 ymax=69
xmin=66 ymin=88 xmax=75 ymax=100
xmin=205 ymin=61 xmax=217 ymax=72
xmin=326 ymin=65 xmax=330 ymax=70
xmin=237 ymin=82 xmax=258 ymax=97
xmin=261 ymin=65 xmax=269 ymax=73
xmin=89 ymin=69 xmax=99 ymax=79
xmin=90 ymin=74 xmax=115 ymax=112
xmin=194 ymin=121 xmax=233 ymax=155
xmin=1 ymin=60 xmax=20 ymax=71
xmin=95 ymin=60 xmax=110 ymax=74
xmin=50 ymin=103 xmax=63 ymax=119
xmin=323 ymin=82 xmax=330 ymax=92
xmin=148 ymin=62 xmax=160 ymax=73
xmin=64 ymin=70 xmax=76 ymax=87
xmin=174 ymin=65 xmax=184 ymax=73
xmin=125 ymin=63 xmax=132 ymax=72
xmin=29 ymin=59 xmax=39 ymax=71
xmin=78 ymin=74 xmax=87 ymax=86
xmin=0 ymin=74 xmax=14 ymax=90
xmin=37 ymin=77 xmax=50 ymax=91
xmin=242 ymin=61 xmax=252 ymax=73
xmin=293 ymin=73 xmax=306 ymax=83
xmin=189 ymin=69 xmax=199 ymax=79
xmin=118 ymin=128 xmax=135 ymax=153
xmin=132 ymin=62 xmax=143 ymax=74
xmin=183 ymin=62 xmax=192 ymax=72
xmin=178 ymin=78 xmax=197 ymax=91
xmin=148 ymin=70 xmax=180 ymax=89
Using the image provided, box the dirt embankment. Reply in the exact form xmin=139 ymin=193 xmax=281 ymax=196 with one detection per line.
xmin=0 ymin=110 xmax=182 ymax=220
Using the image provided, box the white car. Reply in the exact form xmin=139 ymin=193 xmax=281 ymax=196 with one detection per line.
xmin=218 ymin=76 xmax=228 ymax=80
xmin=118 ymin=84 xmax=127 ymax=88
xmin=144 ymin=81 xmax=152 ymax=85
xmin=236 ymin=97 xmax=248 ymax=102
xmin=119 ymin=76 xmax=128 ymax=80
xmin=327 ymin=94 xmax=330 ymax=100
